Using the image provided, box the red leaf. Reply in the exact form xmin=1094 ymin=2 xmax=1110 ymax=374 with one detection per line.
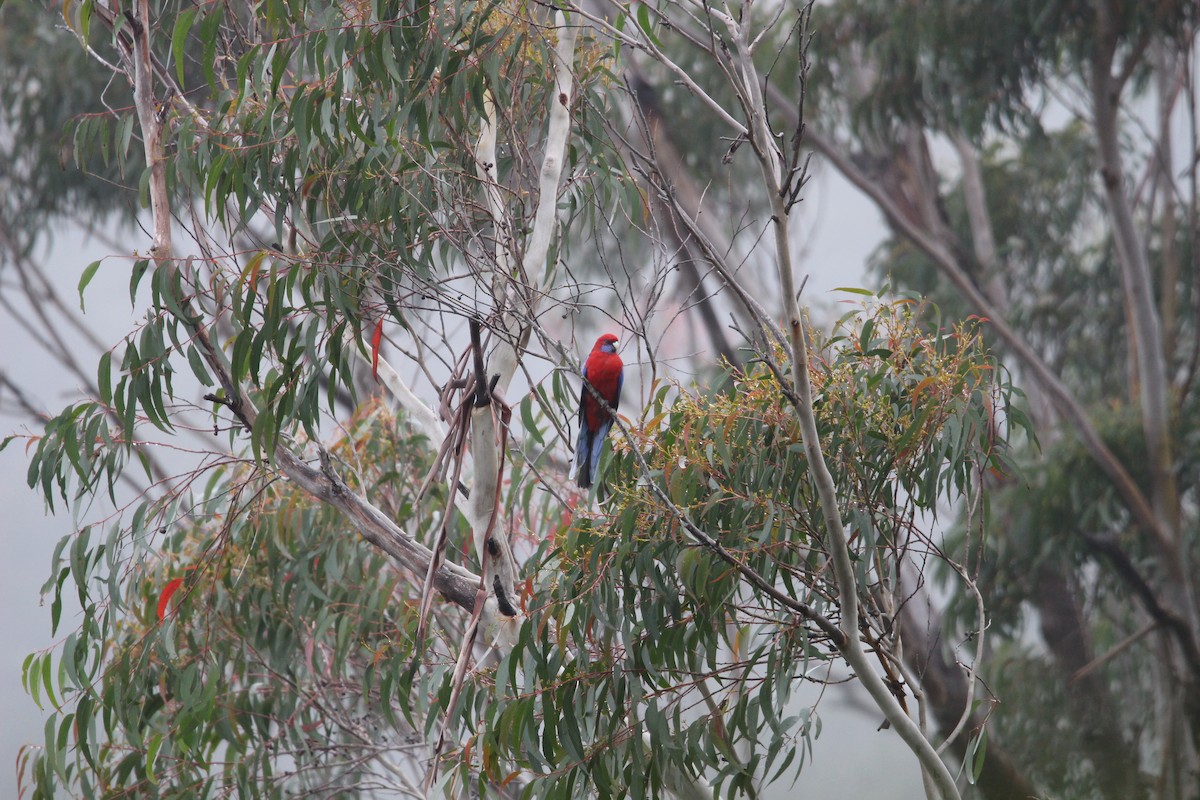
xmin=371 ymin=319 xmax=384 ymax=383
xmin=157 ymin=578 xmax=184 ymax=622
xmin=520 ymin=575 xmax=534 ymax=613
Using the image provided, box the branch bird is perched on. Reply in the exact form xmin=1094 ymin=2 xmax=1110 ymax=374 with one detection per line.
xmin=575 ymin=333 xmax=623 ymax=489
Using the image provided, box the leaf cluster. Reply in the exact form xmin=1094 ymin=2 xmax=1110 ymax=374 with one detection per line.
xmin=808 ymin=0 xmax=1198 ymax=137
xmin=458 ymin=297 xmax=1024 ymax=798
xmin=22 ymin=401 xmax=458 ymax=798
xmin=0 ymin=2 xmax=142 ymax=255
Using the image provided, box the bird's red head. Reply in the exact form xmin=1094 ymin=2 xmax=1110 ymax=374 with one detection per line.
xmin=594 ymin=333 xmax=619 ymax=353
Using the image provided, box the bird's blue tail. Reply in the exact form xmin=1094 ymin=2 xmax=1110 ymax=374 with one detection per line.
xmin=575 ymin=420 xmax=613 ymax=489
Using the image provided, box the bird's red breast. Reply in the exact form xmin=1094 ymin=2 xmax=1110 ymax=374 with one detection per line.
xmin=583 ymin=336 xmax=622 ymax=432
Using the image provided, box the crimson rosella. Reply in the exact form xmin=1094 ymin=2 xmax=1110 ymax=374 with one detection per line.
xmin=575 ymin=333 xmax=623 ymax=489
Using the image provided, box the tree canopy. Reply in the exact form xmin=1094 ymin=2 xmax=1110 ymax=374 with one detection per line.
xmin=4 ymin=1 xmax=1199 ymax=799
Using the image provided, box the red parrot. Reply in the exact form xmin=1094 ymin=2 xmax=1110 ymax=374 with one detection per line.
xmin=575 ymin=333 xmax=623 ymax=489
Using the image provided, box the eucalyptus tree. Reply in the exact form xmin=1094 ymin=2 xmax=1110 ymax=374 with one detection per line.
xmin=747 ymin=2 xmax=1199 ymax=798
xmin=7 ymin=2 xmax=1020 ymax=798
